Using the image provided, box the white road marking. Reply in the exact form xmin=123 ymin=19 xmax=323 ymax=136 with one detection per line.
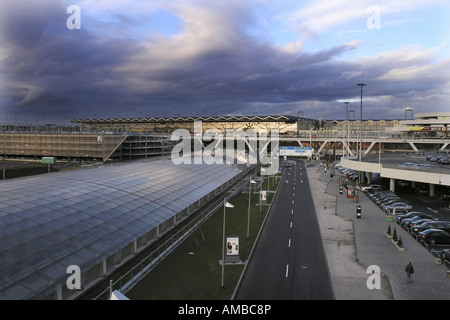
xmin=286 ymin=265 xmax=289 ymax=277
xmin=288 ymin=239 xmax=291 ymax=247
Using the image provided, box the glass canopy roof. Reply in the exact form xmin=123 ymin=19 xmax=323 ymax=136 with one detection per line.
xmin=0 ymin=159 xmax=244 ymax=299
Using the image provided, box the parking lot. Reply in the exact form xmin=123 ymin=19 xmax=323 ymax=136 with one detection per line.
xmin=365 ymin=152 xmax=450 ymax=172
xmin=335 ymin=161 xmax=450 ymax=268
xmin=313 ymin=162 xmax=450 ymax=300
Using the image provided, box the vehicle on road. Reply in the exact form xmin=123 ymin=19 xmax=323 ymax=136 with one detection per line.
xmin=418 ymin=229 xmax=450 ymax=245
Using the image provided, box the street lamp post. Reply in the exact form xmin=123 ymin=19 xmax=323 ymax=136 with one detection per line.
xmin=222 ymin=198 xmax=234 ymax=287
xmin=357 ymin=83 xmax=366 ymax=162
xmin=344 ymin=102 xmax=349 ymax=159
xmin=247 ymin=178 xmax=256 ymax=239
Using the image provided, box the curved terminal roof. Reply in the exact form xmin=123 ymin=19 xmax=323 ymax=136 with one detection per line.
xmin=71 ymin=115 xmax=306 ymax=124
xmin=0 ymin=159 xmax=246 ymax=299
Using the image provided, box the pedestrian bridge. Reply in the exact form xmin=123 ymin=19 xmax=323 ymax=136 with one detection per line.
xmin=279 ymin=135 xmax=449 ymax=158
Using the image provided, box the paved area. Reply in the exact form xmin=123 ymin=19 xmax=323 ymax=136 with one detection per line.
xmin=306 ymin=162 xmax=450 ymax=300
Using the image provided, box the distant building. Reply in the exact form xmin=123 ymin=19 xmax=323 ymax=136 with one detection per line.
xmin=0 ymin=113 xmax=447 ymax=162
xmin=397 ymin=112 xmax=450 ymax=138
xmin=72 ymin=115 xmax=317 ymax=134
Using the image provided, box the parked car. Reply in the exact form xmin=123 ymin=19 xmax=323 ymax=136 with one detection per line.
xmin=373 ymin=192 xmax=398 ymax=201
xmin=384 ymin=203 xmax=412 ymax=214
xmin=400 ymin=213 xmax=435 ymax=227
xmin=412 ymin=221 xmax=450 ymax=235
xmin=426 ymin=155 xmax=437 ymax=162
xmin=380 ymin=200 xmax=406 ymax=210
xmin=401 ymin=162 xmax=417 ymax=168
xmin=443 ymin=249 xmax=450 ymax=261
xmin=418 ymin=229 xmax=450 ymax=245
xmin=370 ymin=190 xmax=391 ymax=198
xmin=348 ymin=173 xmax=359 ymax=180
xmin=396 ymin=211 xmax=427 ymax=223
xmin=435 ymin=190 xmax=450 ymax=200
xmin=415 ymin=186 xmax=428 ymax=195
xmin=397 ymin=180 xmax=409 ymax=187
xmin=373 ymin=193 xmax=398 ymax=204
xmin=361 ymin=184 xmax=382 ymax=192
xmin=379 ymin=198 xmax=404 ymax=208
xmin=410 ymin=218 xmax=436 ymax=228
xmin=375 ymin=195 xmax=397 ymax=204
xmin=437 ymin=158 xmax=449 ymax=165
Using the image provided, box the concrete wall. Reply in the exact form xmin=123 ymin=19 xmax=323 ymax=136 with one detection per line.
xmin=340 ymin=159 xmax=449 ymax=186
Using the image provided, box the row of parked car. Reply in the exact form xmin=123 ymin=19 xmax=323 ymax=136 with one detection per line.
xmin=426 ymin=154 xmax=450 ymax=165
xmin=335 ymin=165 xmax=359 ymax=181
xmin=362 ymin=184 xmax=413 ymax=215
xmin=362 ymin=185 xmax=450 ymax=251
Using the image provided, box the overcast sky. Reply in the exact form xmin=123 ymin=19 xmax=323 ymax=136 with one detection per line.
xmin=0 ymin=0 xmax=449 ymax=123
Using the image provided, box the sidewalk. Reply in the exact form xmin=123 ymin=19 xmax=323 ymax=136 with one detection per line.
xmin=307 ymin=162 xmax=450 ymax=300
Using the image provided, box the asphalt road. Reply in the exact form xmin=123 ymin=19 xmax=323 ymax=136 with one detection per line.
xmin=234 ymin=160 xmax=334 ymax=300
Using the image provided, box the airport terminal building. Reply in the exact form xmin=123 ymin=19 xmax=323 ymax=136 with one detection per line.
xmin=0 ymin=112 xmax=449 ymax=300
xmin=1 ymin=113 xmax=448 ymax=162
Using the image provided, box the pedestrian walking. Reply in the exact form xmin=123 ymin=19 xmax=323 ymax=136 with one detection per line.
xmin=405 ymin=261 xmax=414 ymax=283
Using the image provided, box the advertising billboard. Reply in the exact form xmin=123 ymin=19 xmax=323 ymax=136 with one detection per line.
xmin=226 ymin=236 xmax=239 ymax=256
xmin=279 ymin=146 xmax=313 ymax=157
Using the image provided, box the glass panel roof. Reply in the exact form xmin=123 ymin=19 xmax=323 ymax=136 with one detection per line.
xmin=0 ymin=159 xmax=245 ymax=299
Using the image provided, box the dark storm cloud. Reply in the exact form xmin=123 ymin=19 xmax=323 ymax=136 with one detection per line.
xmin=0 ymin=0 xmax=139 ymax=121
xmin=0 ymin=0 xmax=448 ymax=123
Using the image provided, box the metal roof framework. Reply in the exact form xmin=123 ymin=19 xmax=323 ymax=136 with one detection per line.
xmin=71 ymin=115 xmax=304 ymax=124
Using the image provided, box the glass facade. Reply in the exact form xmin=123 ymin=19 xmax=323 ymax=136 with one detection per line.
xmin=0 ymin=159 xmax=246 ymax=299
